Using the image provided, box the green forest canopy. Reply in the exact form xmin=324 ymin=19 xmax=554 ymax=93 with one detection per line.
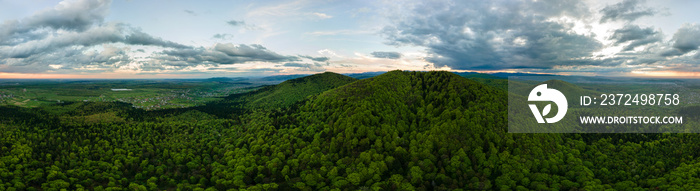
xmin=1 ymin=71 xmax=700 ymax=190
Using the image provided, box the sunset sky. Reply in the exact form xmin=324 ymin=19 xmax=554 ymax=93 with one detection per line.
xmin=1 ymin=0 xmax=700 ymax=78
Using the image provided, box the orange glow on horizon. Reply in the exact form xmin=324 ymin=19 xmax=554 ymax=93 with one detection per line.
xmin=631 ymin=71 xmax=700 ymax=78
xmin=0 ymin=72 xmax=91 ymax=79
xmin=0 ymin=72 xmax=203 ymax=79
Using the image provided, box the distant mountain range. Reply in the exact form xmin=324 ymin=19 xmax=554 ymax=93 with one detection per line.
xmin=236 ymin=71 xmax=556 ymax=82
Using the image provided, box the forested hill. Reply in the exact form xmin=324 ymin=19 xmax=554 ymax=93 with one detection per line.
xmin=225 ymin=71 xmax=356 ymax=109
xmin=3 ymin=70 xmax=700 ymax=190
xmin=262 ymin=70 xmax=515 ymax=189
xmin=184 ymin=72 xmax=356 ymax=118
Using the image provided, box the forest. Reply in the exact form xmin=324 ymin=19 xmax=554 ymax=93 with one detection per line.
xmin=2 ymin=71 xmax=700 ymax=190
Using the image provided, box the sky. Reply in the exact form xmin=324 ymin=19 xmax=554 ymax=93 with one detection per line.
xmin=1 ymin=0 xmax=700 ymax=78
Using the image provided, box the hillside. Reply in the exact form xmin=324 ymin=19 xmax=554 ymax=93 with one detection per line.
xmin=259 ymin=74 xmax=310 ymax=82
xmin=3 ymin=71 xmax=700 ymax=190
xmin=226 ymin=72 xmax=356 ymax=109
xmin=269 ymin=70 xmax=521 ymax=189
xmin=208 ymin=70 xmax=565 ymax=190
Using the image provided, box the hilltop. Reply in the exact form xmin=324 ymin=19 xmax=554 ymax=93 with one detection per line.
xmin=220 ymin=70 xmax=540 ymax=190
xmin=226 ymin=71 xmax=357 ymax=109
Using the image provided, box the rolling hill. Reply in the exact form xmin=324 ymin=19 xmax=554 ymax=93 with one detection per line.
xmin=213 ymin=70 xmax=566 ymax=190
xmin=2 ymin=71 xmax=700 ymax=190
xmin=259 ymin=74 xmax=310 ymax=82
xmin=225 ymin=71 xmax=357 ymax=109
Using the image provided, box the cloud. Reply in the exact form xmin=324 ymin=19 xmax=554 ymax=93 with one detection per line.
xmin=125 ymin=30 xmax=191 ymax=49
xmin=226 ymin=20 xmax=246 ymax=26
xmin=183 ymin=9 xmax=197 ymax=16
xmin=246 ymin=1 xmax=336 ymax=22
xmin=371 ymin=51 xmax=402 ymax=59
xmin=158 ymin=43 xmax=298 ymax=66
xmin=0 ymin=45 xmax=131 ymax=73
xmin=283 ymin=62 xmax=309 ymax=67
xmin=226 ymin=20 xmax=261 ymax=30
xmin=305 ymin=29 xmax=372 ymax=36
xmin=2 ymin=23 xmax=123 ymax=58
xmin=247 ymin=0 xmax=305 ymax=17
xmin=23 ymin=0 xmax=110 ymax=30
xmin=600 ymin=0 xmax=656 ymax=23
xmin=312 ymin=12 xmax=332 ymax=19
xmin=609 ymin=25 xmax=662 ymax=51
xmin=0 ymin=23 xmax=190 ymax=59
xmin=670 ymin=23 xmax=700 ymax=55
xmin=206 ymin=67 xmax=238 ymax=71
xmin=215 ymin=43 xmax=292 ymax=61
xmin=0 ymin=0 xmax=111 ymax=45
xmin=299 ymin=55 xmax=329 ymax=62
xmin=0 ymin=0 xmax=194 ymax=73
xmin=0 ymin=0 xmax=319 ymax=75
xmin=247 ymin=68 xmax=284 ymax=73
xmin=382 ymin=0 xmax=601 ymax=70
xmin=212 ymin=33 xmax=234 ymax=40
xmin=282 ymin=62 xmax=325 ymax=71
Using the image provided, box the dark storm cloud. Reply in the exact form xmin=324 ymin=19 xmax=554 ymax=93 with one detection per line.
xmin=609 ymin=25 xmax=661 ymax=51
xmin=158 ymin=43 xmax=298 ymax=66
xmin=370 ymin=51 xmax=401 ymax=59
xmin=600 ymin=0 xmax=656 ymax=23
xmin=382 ymin=0 xmax=601 ymax=70
xmin=299 ymin=55 xmax=330 ymax=62
xmin=669 ymin=23 xmax=700 ymax=55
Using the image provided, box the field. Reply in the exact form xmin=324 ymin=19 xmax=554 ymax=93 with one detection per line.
xmin=0 ymin=78 xmax=274 ymax=110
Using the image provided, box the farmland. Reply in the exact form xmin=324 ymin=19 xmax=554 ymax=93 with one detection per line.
xmin=0 ymin=78 xmax=272 ymax=110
